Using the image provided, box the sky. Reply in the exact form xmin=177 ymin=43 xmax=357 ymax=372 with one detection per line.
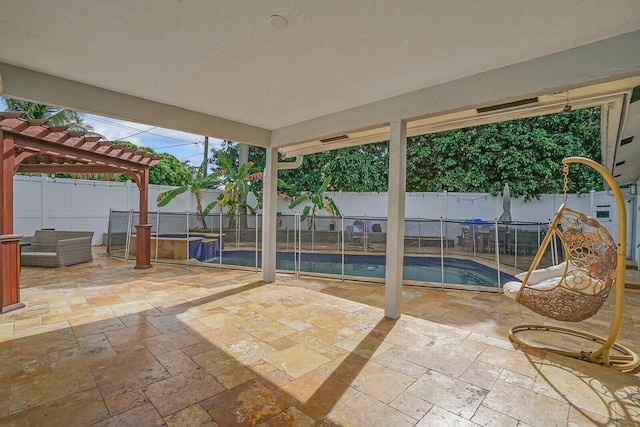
xmin=81 ymin=113 xmax=226 ymax=169
xmin=0 ymin=98 xmax=225 ymax=169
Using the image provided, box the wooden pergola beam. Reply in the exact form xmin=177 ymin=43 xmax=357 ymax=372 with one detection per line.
xmin=0 ymin=115 xmax=160 ymax=312
xmin=17 ymin=164 xmax=139 ymax=175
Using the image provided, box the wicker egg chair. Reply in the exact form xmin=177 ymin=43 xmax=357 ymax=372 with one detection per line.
xmin=514 ymin=205 xmax=616 ymax=322
xmin=509 ymin=157 xmax=639 ymax=371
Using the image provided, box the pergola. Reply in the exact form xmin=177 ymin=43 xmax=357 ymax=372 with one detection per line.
xmin=0 ymin=112 xmax=160 ymax=312
xmin=1 ymin=1 xmax=640 ymax=318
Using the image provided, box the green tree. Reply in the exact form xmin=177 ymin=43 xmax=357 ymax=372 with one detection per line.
xmin=3 ymin=98 xmax=98 ymax=179
xmin=406 ymin=108 xmax=602 ymax=200
xmin=288 ymin=176 xmax=342 ymax=230
xmin=112 ymin=141 xmax=192 ymax=186
xmin=156 ymin=162 xmax=222 ymax=229
xmin=214 ymin=153 xmax=265 ymax=228
xmin=2 ymin=98 xmax=93 ymax=131
xmin=209 ymin=141 xmax=389 ymax=194
xmin=211 ymin=109 xmax=602 ymax=201
xmin=149 ymin=154 xmax=193 ymax=187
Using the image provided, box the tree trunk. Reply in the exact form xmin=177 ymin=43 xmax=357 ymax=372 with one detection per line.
xmin=238 ymin=144 xmax=250 ymax=230
xmin=196 ymin=193 xmax=207 ymax=229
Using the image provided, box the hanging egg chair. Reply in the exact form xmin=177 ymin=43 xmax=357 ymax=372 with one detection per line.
xmin=507 ymin=157 xmax=639 ymax=371
xmin=514 ymin=205 xmax=617 ymax=322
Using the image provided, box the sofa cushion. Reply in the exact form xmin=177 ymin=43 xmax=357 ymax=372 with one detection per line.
xmin=21 ymin=252 xmax=57 ymax=257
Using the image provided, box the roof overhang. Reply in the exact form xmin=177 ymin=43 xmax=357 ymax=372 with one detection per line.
xmin=1 ymin=2 xmax=639 ymax=185
xmin=609 ymin=87 xmax=640 ymax=186
xmin=277 ymin=78 xmax=639 ymax=160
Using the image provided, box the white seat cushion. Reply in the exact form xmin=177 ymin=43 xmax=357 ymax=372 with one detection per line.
xmin=503 ymin=277 xmax=560 ymax=299
xmin=515 ymin=261 xmax=568 ymax=284
xmin=504 ymin=270 xmax=601 ymax=299
xmin=503 ymin=281 xmax=523 ymax=299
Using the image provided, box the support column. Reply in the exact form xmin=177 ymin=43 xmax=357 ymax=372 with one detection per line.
xmin=261 ymin=147 xmax=278 ymax=282
xmin=0 ymin=132 xmax=24 ymax=312
xmin=385 ymin=119 xmax=407 ymax=319
xmin=239 ymin=143 xmax=250 ymax=230
xmin=134 ymin=168 xmax=152 ymax=269
xmin=239 ymin=143 xmax=249 ymax=166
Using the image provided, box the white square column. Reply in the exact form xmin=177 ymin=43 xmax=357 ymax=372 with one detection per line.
xmin=385 ymin=119 xmax=407 ymax=319
xmin=261 ymin=147 xmax=278 ymax=283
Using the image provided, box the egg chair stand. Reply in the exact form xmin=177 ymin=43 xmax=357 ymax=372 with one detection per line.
xmin=509 ymin=157 xmax=639 ymax=372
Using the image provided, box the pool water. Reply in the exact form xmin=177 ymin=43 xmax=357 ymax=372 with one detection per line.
xmin=212 ymin=251 xmax=516 ymax=288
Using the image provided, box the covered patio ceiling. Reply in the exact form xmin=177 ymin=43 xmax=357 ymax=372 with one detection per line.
xmin=0 ymin=1 xmax=639 ymax=184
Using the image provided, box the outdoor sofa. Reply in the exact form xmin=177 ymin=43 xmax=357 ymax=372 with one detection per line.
xmin=21 ymin=230 xmax=94 ymax=268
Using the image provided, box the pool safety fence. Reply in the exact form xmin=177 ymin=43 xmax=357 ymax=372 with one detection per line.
xmin=107 ymin=211 xmax=558 ymax=292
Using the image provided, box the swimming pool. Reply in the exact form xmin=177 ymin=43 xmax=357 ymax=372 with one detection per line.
xmin=212 ymin=251 xmax=516 ymax=289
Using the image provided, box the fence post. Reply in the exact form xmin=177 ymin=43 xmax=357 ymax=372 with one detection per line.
xmin=440 ymin=217 xmax=445 ymax=289
xmin=364 ymin=214 xmax=368 ymax=254
xmin=297 ymin=213 xmax=301 ymax=277
xmin=494 ymin=219 xmax=502 ymax=294
xmin=472 ymin=218 xmax=477 ymax=257
xmin=107 ymin=209 xmax=113 ymax=255
xmin=124 ymin=209 xmax=133 ymax=262
xmin=155 ymin=210 xmax=160 ymax=263
xmin=514 ymin=222 xmax=518 ymax=269
xmin=293 ymin=215 xmax=297 ymax=274
xmin=255 ymin=214 xmax=259 ymax=273
xmin=186 ymin=211 xmax=190 ymax=266
xmin=341 ymin=215 xmax=345 ymax=281
xmin=286 ymin=215 xmax=289 ymax=250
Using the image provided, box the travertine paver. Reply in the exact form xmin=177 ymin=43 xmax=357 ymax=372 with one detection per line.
xmin=0 ymin=247 xmax=638 ymax=426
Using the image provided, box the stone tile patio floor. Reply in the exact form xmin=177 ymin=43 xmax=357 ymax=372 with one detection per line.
xmin=1 ymin=247 xmax=639 ymax=426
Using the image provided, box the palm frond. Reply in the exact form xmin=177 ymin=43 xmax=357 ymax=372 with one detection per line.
xmin=157 ymin=186 xmax=188 ymax=207
xmin=318 ymin=176 xmax=332 ymax=194
xmin=288 ymin=194 xmax=310 ymax=209
xmin=300 ymin=205 xmax=311 ymax=221
xmin=202 ymin=200 xmax=219 ymax=216
xmin=217 ymin=153 xmax=234 ymax=174
xmin=244 ymin=172 xmax=263 ymax=181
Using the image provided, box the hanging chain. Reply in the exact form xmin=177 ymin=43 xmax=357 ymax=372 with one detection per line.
xmin=563 ymin=163 xmax=569 ymax=203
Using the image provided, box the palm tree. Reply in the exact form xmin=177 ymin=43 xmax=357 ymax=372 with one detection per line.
xmin=3 ymin=98 xmax=99 ymax=179
xmin=156 ymin=162 xmax=223 ymax=229
xmin=2 ymin=98 xmax=93 ymax=131
xmin=288 ymin=176 xmax=341 ymax=230
xmin=215 ymin=153 xmax=264 ymax=228
xmin=158 ymin=153 xmax=293 ymax=230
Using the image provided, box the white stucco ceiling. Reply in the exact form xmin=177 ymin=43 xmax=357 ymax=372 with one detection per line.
xmin=1 ymin=1 xmax=639 ymax=129
xmin=1 ymin=0 xmax=640 ymax=183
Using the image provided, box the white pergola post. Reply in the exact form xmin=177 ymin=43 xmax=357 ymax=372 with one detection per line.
xmin=385 ymin=119 xmax=407 ymax=319
xmin=261 ymin=147 xmax=278 ymax=282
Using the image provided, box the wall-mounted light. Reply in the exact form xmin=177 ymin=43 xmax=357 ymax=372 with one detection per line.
xmin=630 ymin=184 xmax=637 ymax=196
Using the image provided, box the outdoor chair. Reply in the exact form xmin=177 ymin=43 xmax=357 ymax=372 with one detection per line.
xmin=21 ymin=230 xmax=94 ymax=268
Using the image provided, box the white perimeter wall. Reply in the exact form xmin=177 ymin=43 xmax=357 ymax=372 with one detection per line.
xmin=14 ymin=175 xmax=223 ymax=246
xmin=13 ymin=175 xmax=638 ymax=259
